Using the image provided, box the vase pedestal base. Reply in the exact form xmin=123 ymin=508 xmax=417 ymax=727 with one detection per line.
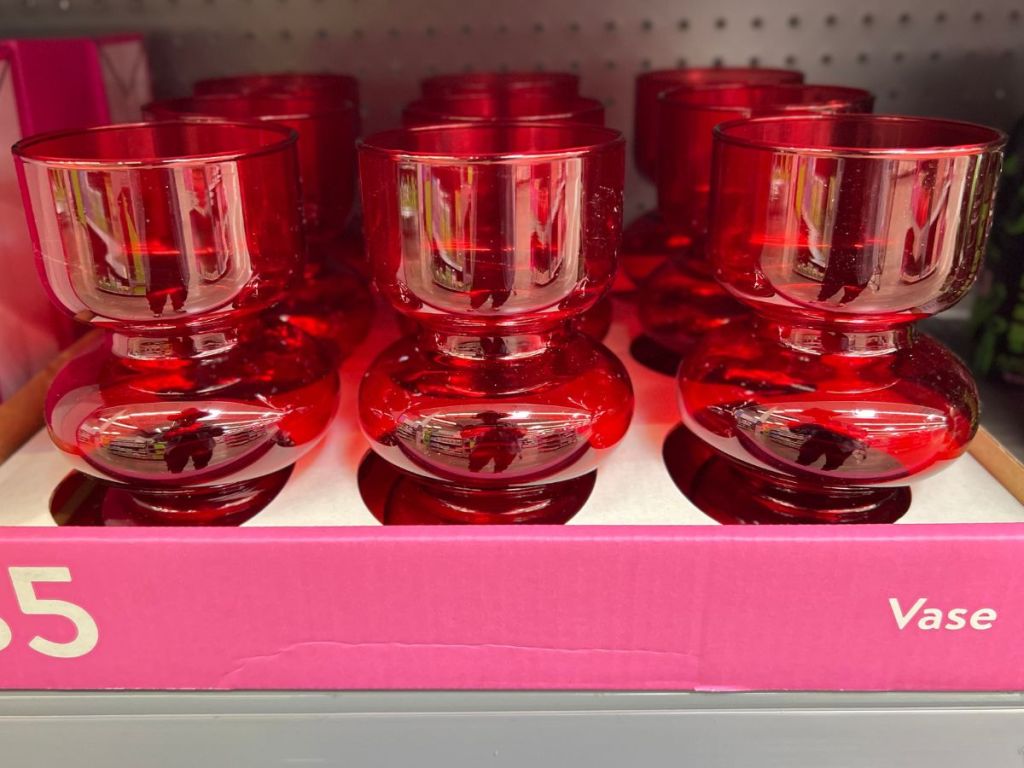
xmin=49 ymin=468 xmax=292 ymax=527
xmin=662 ymin=424 xmax=911 ymax=525
xmin=358 ymin=452 xmax=595 ymax=525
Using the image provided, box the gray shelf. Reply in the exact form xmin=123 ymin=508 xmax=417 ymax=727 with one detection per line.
xmin=3 ymin=691 xmax=1024 ymax=767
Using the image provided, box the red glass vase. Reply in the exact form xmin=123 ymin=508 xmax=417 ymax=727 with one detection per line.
xmin=420 ymin=71 xmax=579 ymax=99
xmin=401 ymin=89 xmax=613 ymax=339
xmin=677 ymin=115 xmax=1005 ymax=523
xmin=632 ymin=67 xmax=804 ymax=184
xmin=14 ymin=122 xmax=340 ymax=523
xmin=624 ymin=67 xmax=804 ymax=286
xmin=632 ymin=83 xmax=874 ymax=369
xmin=357 ymin=123 xmax=633 ymax=523
xmin=145 ymin=94 xmax=372 ymax=361
xmin=193 ymin=73 xmax=368 ymax=278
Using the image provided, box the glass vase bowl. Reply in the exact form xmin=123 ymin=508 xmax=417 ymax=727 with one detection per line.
xmin=192 ymin=73 xmax=367 ymax=277
xmin=633 ymin=67 xmax=804 ymax=184
xmin=623 ymin=68 xmax=805 ymax=287
xmin=676 ymin=114 xmax=1005 ymax=523
xmin=13 ymin=121 xmax=340 ymax=523
xmin=401 ymin=90 xmax=612 ymax=339
xmin=632 ymin=83 xmax=874 ymax=369
xmin=357 ymin=122 xmax=634 ymax=523
xmin=145 ymin=93 xmax=372 ymax=360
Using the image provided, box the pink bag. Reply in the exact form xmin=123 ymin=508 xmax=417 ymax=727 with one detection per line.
xmin=0 ymin=35 xmax=152 ymax=400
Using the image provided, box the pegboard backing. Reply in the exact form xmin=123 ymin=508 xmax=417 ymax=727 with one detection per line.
xmin=3 ymin=0 xmax=1024 ymax=207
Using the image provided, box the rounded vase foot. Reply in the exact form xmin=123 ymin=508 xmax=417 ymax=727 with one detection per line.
xmin=50 ymin=467 xmax=292 ymax=527
xmin=663 ymin=426 xmax=911 ymax=525
xmin=663 ymin=428 xmax=913 ymax=524
xmin=358 ymin=451 xmax=595 ymax=525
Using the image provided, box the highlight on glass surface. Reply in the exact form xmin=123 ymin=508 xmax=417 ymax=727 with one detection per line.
xmin=13 ymin=121 xmax=341 ymax=524
xmin=675 ymin=114 xmax=1006 ymax=524
xmin=623 ymin=67 xmax=805 ymax=288
xmin=628 ymin=83 xmax=875 ymax=372
xmin=420 ymin=70 xmax=580 ymax=99
xmin=356 ymin=122 xmax=634 ymax=524
xmin=403 ymin=92 xmax=605 ymax=127
xmin=145 ymin=93 xmax=372 ymax=360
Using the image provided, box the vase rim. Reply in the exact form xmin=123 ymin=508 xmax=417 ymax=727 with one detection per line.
xmin=359 ymin=122 xmax=623 ymax=163
xmin=660 ymin=82 xmax=874 ymax=114
xmin=13 ymin=120 xmax=298 ymax=169
xmin=714 ymin=114 xmax=1007 ymax=158
xmin=144 ymin=94 xmax=357 ymax=123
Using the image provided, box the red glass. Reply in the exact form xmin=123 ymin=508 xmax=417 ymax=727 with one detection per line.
xmin=357 ymin=451 xmax=593 ymax=525
xmin=14 ymin=122 xmax=340 ymax=523
xmin=633 ymin=68 xmax=804 ymax=183
xmin=193 ymin=73 xmax=364 ymax=176
xmin=402 ymin=92 xmax=612 ymax=339
xmin=193 ymin=74 xmax=370 ymax=283
xmin=632 ymin=84 xmax=874 ymax=367
xmin=676 ymin=115 xmax=1005 ymax=523
xmin=624 ymin=69 xmax=804 ymax=287
xmin=421 ymin=71 xmax=579 ymax=99
xmin=145 ymin=94 xmax=372 ymax=360
xmin=194 ymin=72 xmax=359 ymax=106
xmin=358 ymin=123 xmax=633 ymax=523
xmin=403 ymin=93 xmax=604 ymax=127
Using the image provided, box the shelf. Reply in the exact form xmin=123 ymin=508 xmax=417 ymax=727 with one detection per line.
xmin=4 ymin=691 xmax=1024 ymax=767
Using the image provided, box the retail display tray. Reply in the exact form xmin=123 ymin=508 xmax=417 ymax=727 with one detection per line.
xmin=0 ymin=299 xmax=1021 ymax=691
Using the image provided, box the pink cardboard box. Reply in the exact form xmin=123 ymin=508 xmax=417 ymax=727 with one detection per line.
xmin=0 ymin=305 xmax=1021 ymax=691
xmin=0 ymin=35 xmax=152 ymax=401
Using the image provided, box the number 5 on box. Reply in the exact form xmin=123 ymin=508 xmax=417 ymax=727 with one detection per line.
xmin=8 ymin=567 xmax=98 ymax=658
